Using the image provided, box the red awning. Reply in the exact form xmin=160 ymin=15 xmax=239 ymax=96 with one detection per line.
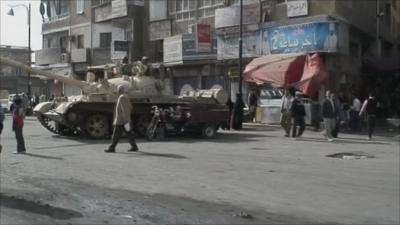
xmin=244 ymin=53 xmax=329 ymax=96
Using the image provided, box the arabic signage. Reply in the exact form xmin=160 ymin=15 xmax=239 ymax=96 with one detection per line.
xmin=164 ymin=35 xmax=183 ymax=64
xmin=164 ymin=34 xmax=217 ymax=65
xmin=149 ymin=20 xmax=171 ymax=41
xmin=217 ymin=32 xmax=261 ymax=60
xmin=215 ymin=3 xmax=260 ymax=28
xmin=196 ymin=24 xmax=211 ymax=52
xmin=114 ymin=41 xmax=129 ymax=51
xmin=287 ymin=0 xmax=308 ymax=18
xmin=264 ymin=22 xmax=339 ymax=54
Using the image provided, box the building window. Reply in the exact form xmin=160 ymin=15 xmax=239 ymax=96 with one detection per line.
xmin=60 ymin=36 xmax=68 ymax=53
xmin=47 ymin=38 xmax=52 ymax=48
xmin=198 ymin=0 xmax=224 ymax=18
xmin=77 ymin=35 xmax=84 ymax=49
xmin=175 ymin=0 xmax=196 ymax=21
xmin=93 ymin=0 xmax=111 ymax=7
xmin=100 ymin=33 xmax=112 ymax=48
xmin=76 ymin=0 xmax=84 ymax=14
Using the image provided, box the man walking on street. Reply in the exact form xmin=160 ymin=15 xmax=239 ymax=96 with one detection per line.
xmin=322 ymin=90 xmax=336 ymax=142
xmin=349 ymin=93 xmax=361 ymax=131
xmin=12 ymin=98 xmax=26 ymax=154
xmin=105 ymin=86 xmax=139 ymax=153
xmin=359 ymin=93 xmax=378 ymax=140
xmin=290 ymin=91 xmax=306 ymax=138
xmin=280 ymin=87 xmax=295 ymax=137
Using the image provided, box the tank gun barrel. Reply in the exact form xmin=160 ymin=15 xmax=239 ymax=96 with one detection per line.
xmin=0 ymin=56 xmax=87 ymax=88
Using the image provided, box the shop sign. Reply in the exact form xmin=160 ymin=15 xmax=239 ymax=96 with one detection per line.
xmin=163 ymin=35 xmax=183 ymax=64
xmin=263 ymin=22 xmax=339 ymax=54
xmin=287 ymin=0 xmax=308 ymax=18
xmin=215 ymin=3 xmax=260 ymax=28
xmin=196 ymin=24 xmax=211 ymax=53
xmin=111 ymin=0 xmax=128 ymax=18
xmin=149 ymin=20 xmax=171 ymax=41
xmin=114 ymin=40 xmax=129 ymax=51
xmin=217 ymin=32 xmax=261 ymax=60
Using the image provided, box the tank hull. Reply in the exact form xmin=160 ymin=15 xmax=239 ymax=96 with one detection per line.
xmin=34 ymin=97 xmax=230 ymax=139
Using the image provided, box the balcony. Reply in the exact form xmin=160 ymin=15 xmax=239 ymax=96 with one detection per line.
xmin=71 ymin=48 xmax=90 ymax=63
xmin=35 ymin=48 xmax=63 ymax=65
xmin=92 ymin=48 xmax=111 ymax=65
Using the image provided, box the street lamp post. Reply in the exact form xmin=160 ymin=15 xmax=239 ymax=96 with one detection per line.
xmin=7 ymin=3 xmax=31 ymax=99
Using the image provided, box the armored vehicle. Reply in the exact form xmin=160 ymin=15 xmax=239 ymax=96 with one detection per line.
xmin=0 ymin=56 xmax=230 ymax=139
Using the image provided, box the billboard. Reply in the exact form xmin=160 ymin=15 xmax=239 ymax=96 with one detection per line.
xmin=163 ymin=35 xmax=183 ymax=64
xmin=217 ymin=32 xmax=261 ymax=60
xmin=264 ymin=22 xmax=339 ymax=54
xmin=287 ymin=0 xmax=308 ymax=18
xmin=215 ymin=3 xmax=260 ymax=28
xmin=196 ymin=24 xmax=211 ymax=53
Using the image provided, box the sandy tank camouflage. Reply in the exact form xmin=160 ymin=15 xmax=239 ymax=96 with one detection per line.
xmin=0 ymin=56 xmax=229 ymax=139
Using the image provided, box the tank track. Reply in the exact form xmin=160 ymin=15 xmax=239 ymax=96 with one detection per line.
xmin=36 ymin=114 xmax=60 ymax=134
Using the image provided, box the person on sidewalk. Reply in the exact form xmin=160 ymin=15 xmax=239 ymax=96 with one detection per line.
xmin=359 ymin=93 xmax=378 ymax=140
xmin=322 ymin=90 xmax=336 ymax=142
xmin=248 ymin=90 xmax=259 ymax=123
xmin=349 ymin=93 xmax=361 ymax=131
xmin=290 ymin=91 xmax=306 ymax=138
xmin=0 ymin=104 xmax=4 ymax=153
xmin=12 ymin=98 xmax=26 ymax=154
xmin=280 ymin=87 xmax=295 ymax=137
xmin=331 ymin=92 xmax=344 ymax=138
xmin=105 ymin=86 xmax=139 ymax=153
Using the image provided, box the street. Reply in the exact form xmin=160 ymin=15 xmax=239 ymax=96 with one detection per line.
xmin=0 ymin=115 xmax=399 ymax=224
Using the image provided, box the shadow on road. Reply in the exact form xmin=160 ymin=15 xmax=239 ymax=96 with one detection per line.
xmin=0 ymin=194 xmax=83 ymax=220
xmin=129 ymin=151 xmax=188 ymax=159
xmin=22 ymin=153 xmax=64 ymax=160
xmin=299 ymin=137 xmax=392 ymax=145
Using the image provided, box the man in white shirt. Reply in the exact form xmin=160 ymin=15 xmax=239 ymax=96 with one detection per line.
xmin=349 ymin=93 xmax=361 ymax=131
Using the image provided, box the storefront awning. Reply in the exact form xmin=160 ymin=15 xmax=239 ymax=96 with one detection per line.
xmin=244 ymin=53 xmax=329 ymax=96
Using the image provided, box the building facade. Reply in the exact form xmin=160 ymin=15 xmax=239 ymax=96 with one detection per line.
xmin=0 ymin=45 xmax=48 ymax=96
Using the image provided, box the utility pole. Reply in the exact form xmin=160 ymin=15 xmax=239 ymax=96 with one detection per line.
xmin=376 ymin=0 xmax=381 ymax=56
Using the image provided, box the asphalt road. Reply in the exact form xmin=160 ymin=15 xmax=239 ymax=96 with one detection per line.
xmin=0 ymin=115 xmax=399 ymax=224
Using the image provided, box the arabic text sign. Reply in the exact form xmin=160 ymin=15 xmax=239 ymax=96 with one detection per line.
xmin=287 ymin=0 xmax=308 ymax=18
xmin=196 ymin=24 xmax=211 ymax=52
xmin=217 ymin=32 xmax=261 ymax=60
xmin=164 ymin=35 xmax=183 ymax=64
xmin=265 ymin=22 xmax=338 ymax=54
xmin=215 ymin=4 xmax=260 ymax=28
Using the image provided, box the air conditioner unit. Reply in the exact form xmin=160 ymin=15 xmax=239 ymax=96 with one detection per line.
xmin=60 ymin=53 xmax=70 ymax=63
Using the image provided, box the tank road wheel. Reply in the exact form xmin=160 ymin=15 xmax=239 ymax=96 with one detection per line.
xmin=135 ymin=115 xmax=152 ymax=137
xmin=202 ymin=123 xmax=217 ymax=138
xmin=85 ymin=114 xmax=110 ymax=139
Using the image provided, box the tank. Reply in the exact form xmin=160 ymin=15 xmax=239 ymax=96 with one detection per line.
xmin=0 ymin=56 xmax=229 ymax=139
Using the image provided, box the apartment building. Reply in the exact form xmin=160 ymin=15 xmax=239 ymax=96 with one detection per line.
xmin=156 ymin=0 xmax=399 ymax=100
xmin=35 ymin=0 xmax=145 ymax=96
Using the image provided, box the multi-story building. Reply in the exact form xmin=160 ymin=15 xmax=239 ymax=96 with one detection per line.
xmin=35 ymin=0 xmax=145 ymax=96
xmin=0 ymin=45 xmax=47 ymax=96
xmin=157 ymin=0 xmax=400 ymax=101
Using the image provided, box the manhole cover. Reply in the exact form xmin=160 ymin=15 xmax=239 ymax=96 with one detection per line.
xmin=326 ymin=152 xmax=374 ymax=159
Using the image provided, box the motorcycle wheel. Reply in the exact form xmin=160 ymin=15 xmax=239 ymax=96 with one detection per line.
xmin=146 ymin=118 xmax=158 ymax=141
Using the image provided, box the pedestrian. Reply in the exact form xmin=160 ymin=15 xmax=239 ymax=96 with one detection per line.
xmin=280 ymin=87 xmax=295 ymax=137
xmin=359 ymin=93 xmax=378 ymax=140
xmin=105 ymin=85 xmax=139 ymax=153
xmin=248 ymin=90 xmax=258 ymax=123
xmin=290 ymin=91 xmax=306 ymax=138
xmin=331 ymin=92 xmax=344 ymax=138
xmin=12 ymin=98 xmax=26 ymax=154
xmin=322 ymin=90 xmax=336 ymax=142
xmin=349 ymin=93 xmax=361 ymax=131
xmin=0 ymin=104 xmax=4 ymax=153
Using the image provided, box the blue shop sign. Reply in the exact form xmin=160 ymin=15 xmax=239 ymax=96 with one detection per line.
xmin=264 ymin=22 xmax=339 ymax=54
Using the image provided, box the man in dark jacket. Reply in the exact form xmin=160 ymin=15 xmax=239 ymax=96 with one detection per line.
xmin=359 ymin=93 xmax=378 ymax=140
xmin=290 ymin=91 xmax=306 ymax=138
xmin=0 ymin=104 xmax=4 ymax=153
xmin=322 ymin=90 xmax=336 ymax=142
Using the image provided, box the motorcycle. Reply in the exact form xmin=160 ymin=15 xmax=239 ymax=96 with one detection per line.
xmin=146 ymin=105 xmax=188 ymax=141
